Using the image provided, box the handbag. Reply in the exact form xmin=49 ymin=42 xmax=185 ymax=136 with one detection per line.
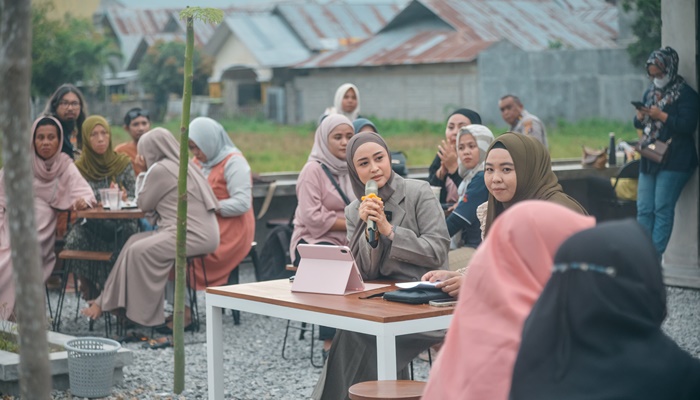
xmin=636 ymin=138 xmax=671 ymax=164
xmin=581 ymin=146 xmax=607 ymax=169
xmin=383 ymin=287 xmax=452 ymax=304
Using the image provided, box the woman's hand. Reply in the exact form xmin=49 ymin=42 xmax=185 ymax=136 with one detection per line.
xmin=421 ymin=270 xmax=463 ymax=298
xmin=73 ymin=198 xmax=90 ymax=211
xmin=359 ymin=196 xmax=391 ymax=235
xmin=437 ymin=140 xmax=458 ymax=174
xmin=435 ymin=165 xmax=446 ymax=180
xmin=636 ymin=108 xmax=647 ymax=121
xmin=647 ymin=105 xmax=668 ymax=122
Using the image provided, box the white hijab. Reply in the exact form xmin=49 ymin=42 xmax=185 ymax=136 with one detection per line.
xmin=332 ymin=83 xmax=360 ymax=121
xmin=189 ymin=117 xmax=240 ymax=169
xmin=456 ymin=124 xmax=495 ymax=197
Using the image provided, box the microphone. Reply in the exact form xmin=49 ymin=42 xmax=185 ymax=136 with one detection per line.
xmin=365 ymin=180 xmax=379 ymax=248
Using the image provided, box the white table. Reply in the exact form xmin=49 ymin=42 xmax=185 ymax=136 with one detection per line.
xmin=206 ymin=279 xmax=453 ymax=400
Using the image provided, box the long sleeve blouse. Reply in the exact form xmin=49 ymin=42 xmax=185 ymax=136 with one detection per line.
xmin=199 ymin=155 xmax=252 ymax=217
xmin=345 ymin=175 xmax=450 ymax=281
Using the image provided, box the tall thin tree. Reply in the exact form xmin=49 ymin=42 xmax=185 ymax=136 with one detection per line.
xmin=0 ymin=1 xmax=52 ymax=398
xmin=173 ymin=7 xmax=223 ymax=394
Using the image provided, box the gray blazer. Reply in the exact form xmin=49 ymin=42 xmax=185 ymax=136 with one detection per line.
xmin=345 ymin=175 xmax=450 ymax=281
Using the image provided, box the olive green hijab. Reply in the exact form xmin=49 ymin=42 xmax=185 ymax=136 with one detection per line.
xmin=484 ymin=132 xmax=586 ymax=236
xmin=75 ymin=115 xmax=132 ymax=182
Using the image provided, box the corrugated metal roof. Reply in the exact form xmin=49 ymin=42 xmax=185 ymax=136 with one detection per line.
xmin=296 ymin=19 xmax=494 ymax=68
xmin=421 ymin=0 xmax=618 ymax=51
xmin=274 ymin=3 xmax=403 ymax=51
xmin=296 ymin=0 xmax=618 ymax=69
xmin=222 ymin=14 xmax=311 ymax=67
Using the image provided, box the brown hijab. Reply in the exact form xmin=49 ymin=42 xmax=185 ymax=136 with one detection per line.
xmin=345 ymin=131 xmax=395 ymax=201
xmin=484 ymin=132 xmax=586 ymax=236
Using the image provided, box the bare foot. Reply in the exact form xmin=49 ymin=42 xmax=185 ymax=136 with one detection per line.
xmin=81 ymin=302 xmax=102 ymax=320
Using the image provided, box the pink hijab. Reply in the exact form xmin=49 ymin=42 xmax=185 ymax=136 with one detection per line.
xmin=0 ymin=116 xmax=92 ymax=211
xmin=422 ymin=200 xmax=595 ymax=400
xmin=307 ymin=114 xmax=354 ymax=198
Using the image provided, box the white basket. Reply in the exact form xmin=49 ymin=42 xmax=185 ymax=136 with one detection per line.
xmin=65 ymin=337 xmax=121 ymax=398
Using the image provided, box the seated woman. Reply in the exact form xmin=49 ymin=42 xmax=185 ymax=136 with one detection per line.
xmin=444 ymin=125 xmax=494 ymax=246
xmin=424 ymin=130 xmax=585 ymax=297
xmin=311 ymin=132 xmax=450 ymax=400
xmin=483 ymin=132 xmax=586 ymax=235
xmin=428 ymin=109 xmax=482 ymax=204
xmin=291 ymin=114 xmax=356 ymax=356
xmin=510 ymin=219 xmax=700 ymax=399
xmin=81 ymin=128 xmax=219 ymax=327
xmin=0 ymin=116 xmax=95 ymax=320
xmin=188 ymin=117 xmax=255 ymax=290
xmin=421 ymin=201 xmax=595 ymax=400
xmin=64 ymin=115 xmax=137 ymax=300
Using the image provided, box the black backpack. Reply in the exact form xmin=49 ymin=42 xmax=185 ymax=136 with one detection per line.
xmin=256 ymin=220 xmax=295 ymax=282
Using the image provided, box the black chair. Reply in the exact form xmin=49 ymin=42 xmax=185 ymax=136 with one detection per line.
xmin=599 ymin=159 xmax=640 ymax=221
xmin=225 ymin=242 xmax=259 ymax=325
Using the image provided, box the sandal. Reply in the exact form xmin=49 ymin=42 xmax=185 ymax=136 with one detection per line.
xmin=142 ymin=337 xmax=173 ymax=350
xmin=116 ymin=331 xmax=149 ymax=344
xmin=154 ymin=321 xmax=195 ymax=335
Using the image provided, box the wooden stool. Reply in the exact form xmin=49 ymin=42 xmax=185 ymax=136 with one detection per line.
xmin=348 ymin=380 xmax=426 ymax=400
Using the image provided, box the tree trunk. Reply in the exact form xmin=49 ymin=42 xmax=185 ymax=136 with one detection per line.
xmin=173 ymin=13 xmax=194 ymax=395
xmin=0 ymin=1 xmax=52 ymax=399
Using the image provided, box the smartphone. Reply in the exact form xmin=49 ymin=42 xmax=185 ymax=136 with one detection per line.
xmin=631 ymin=101 xmax=645 ymax=109
xmin=429 ymin=299 xmax=457 ymax=307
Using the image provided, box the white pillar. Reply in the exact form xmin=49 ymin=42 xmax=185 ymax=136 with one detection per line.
xmin=662 ymin=0 xmax=700 ymax=287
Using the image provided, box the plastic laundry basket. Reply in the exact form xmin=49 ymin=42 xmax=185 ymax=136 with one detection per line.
xmin=65 ymin=337 xmax=121 ymax=398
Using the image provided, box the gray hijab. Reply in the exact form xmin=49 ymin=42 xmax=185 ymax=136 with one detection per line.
xmin=189 ymin=117 xmax=240 ymax=169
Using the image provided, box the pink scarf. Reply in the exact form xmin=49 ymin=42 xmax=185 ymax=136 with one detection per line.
xmin=423 ymin=201 xmax=595 ymax=400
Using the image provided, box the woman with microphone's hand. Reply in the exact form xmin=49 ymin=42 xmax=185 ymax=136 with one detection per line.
xmin=359 ymin=195 xmax=394 ymax=236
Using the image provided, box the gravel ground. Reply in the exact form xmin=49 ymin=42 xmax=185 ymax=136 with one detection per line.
xmin=35 ymin=265 xmax=700 ymax=399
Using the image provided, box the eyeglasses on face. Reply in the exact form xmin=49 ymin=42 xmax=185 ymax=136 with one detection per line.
xmin=59 ymin=100 xmax=80 ymax=108
xmin=127 ymin=109 xmax=149 ymax=119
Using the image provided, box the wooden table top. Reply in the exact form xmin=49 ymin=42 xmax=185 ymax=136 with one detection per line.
xmin=206 ymin=279 xmax=454 ymax=324
xmin=75 ymin=206 xmax=145 ymax=219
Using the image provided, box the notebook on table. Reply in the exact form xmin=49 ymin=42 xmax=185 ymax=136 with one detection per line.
xmin=291 ymin=244 xmax=388 ymax=295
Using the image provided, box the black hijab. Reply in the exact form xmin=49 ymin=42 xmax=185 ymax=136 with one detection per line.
xmin=449 ymin=108 xmax=482 ymax=125
xmin=509 ymin=219 xmax=700 ymax=400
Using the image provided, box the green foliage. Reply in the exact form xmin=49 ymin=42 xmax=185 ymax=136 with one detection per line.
xmin=31 ymin=2 xmax=121 ymax=97
xmin=623 ymin=0 xmax=661 ymax=66
xmin=138 ymin=40 xmax=212 ymax=121
xmin=179 ymin=7 xmax=224 ymax=25
xmin=105 ymin=117 xmax=636 ymax=173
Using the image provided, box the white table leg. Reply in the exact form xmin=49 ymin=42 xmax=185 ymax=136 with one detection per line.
xmin=376 ymin=334 xmax=397 ymax=380
xmin=207 ymin=302 xmax=224 ymax=400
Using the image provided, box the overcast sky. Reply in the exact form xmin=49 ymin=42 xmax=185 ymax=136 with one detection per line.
xmin=115 ymin=0 xmax=405 ymax=8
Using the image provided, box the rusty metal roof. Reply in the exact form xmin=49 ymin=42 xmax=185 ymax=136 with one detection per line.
xmin=418 ymin=0 xmax=618 ymax=51
xmin=274 ymin=3 xmax=403 ymax=52
xmin=296 ymin=0 xmax=618 ymax=69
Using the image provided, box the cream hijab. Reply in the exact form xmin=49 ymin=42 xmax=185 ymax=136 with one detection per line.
xmin=333 ymin=83 xmax=360 ymax=121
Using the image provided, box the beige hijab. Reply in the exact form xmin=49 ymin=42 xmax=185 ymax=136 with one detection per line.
xmin=137 ymin=127 xmax=218 ymax=211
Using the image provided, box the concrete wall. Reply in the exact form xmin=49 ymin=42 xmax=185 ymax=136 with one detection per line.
xmin=478 ymin=42 xmax=649 ymax=126
xmin=661 ymin=0 xmax=699 ymax=286
xmin=289 ymin=63 xmax=480 ymax=124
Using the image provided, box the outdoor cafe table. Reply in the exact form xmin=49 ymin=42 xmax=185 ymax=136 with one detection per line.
xmin=205 ymin=279 xmax=454 ymax=400
xmin=75 ymin=206 xmax=145 ymax=220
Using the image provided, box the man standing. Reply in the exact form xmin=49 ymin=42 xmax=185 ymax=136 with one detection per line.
xmin=498 ymin=94 xmax=548 ymax=148
xmin=115 ymin=107 xmax=150 ymax=175
xmin=43 ymin=84 xmax=88 ymax=159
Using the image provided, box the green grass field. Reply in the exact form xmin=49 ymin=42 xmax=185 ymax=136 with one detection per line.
xmin=10 ymin=116 xmax=639 ymax=173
